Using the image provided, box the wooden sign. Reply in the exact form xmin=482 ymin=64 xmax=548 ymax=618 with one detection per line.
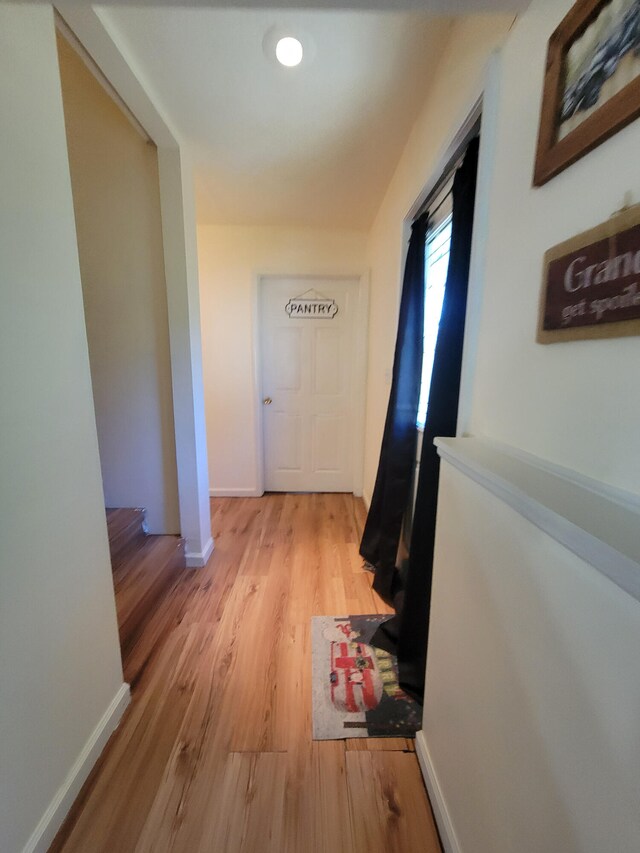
xmin=538 ymin=203 xmax=640 ymax=343
xmin=285 ymin=294 xmax=338 ymax=319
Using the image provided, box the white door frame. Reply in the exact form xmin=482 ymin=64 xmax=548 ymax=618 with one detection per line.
xmin=54 ymin=5 xmax=213 ymax=567
xmin=252 ymin=272 xmax=369 ymax=497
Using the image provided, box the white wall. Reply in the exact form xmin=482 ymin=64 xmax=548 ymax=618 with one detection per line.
xmin=419 ymin=0 xmax=640 ymax=850
xmin=469 ymin=0 xmax=640 ymax=494
xmin=58 ymin=34 xmax=180 ymax=534
xmin=362 ymin=14 xmax=514 ymax=504
xmin=198 ymin=226 xmax=368 ymax=494
xmin=423 ymin=462 xmax=640 ymax=853
xmin=0 ymin=6 xmax=126 ymax=851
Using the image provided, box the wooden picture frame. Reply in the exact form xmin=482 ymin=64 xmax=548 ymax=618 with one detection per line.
xmin=534 ymin=0 xmax=640 ymax=186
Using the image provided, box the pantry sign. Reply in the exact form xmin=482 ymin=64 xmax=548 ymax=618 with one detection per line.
xmin=285 ymin=293 xmax=338 ymax=319
xmin=538 ymin=204 xmax=640 ymax=343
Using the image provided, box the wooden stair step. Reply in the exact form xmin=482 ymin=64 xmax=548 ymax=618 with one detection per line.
xmin=106 ymin=507 xmax=147 ymax=570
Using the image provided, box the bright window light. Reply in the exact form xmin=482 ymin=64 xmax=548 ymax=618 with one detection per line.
xmin=276 ymin=37 xmax=303 ymax=67
xmin=417 ymin=214 xmax=452 ymax=429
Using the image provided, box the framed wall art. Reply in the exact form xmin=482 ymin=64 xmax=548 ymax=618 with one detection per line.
xmin=534 ymin=0 xmax=640 ymax=186
xmin=537 ymin=202 xmax=640 ymax=342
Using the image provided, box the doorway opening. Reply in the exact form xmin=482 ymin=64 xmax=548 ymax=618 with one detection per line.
xmin=56 ymin=26 xmax=186 ymax=671
xmin=56 ymin=28 xmax=180 ymax=537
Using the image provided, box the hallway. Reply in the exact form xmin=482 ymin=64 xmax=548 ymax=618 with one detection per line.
xmin=52 ymin=494 xmax=441 ymax=852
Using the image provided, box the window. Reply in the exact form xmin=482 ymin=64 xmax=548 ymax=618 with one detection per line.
xmin=416 ymin=205 xmax=453 ymax=429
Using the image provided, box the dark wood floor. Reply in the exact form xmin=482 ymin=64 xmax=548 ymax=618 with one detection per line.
xmin=51 ymin=494 xmax=441 ymax=852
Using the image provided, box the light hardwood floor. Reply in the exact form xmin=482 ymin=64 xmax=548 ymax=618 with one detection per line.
xmin=52 ymin=494 xmax=442 ymax=853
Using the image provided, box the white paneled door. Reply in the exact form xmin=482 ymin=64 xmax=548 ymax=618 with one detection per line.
xmin=260 ymin=276 xmax=360 ymax=492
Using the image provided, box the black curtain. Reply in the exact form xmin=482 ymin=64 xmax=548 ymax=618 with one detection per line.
xmin=372 ymin=137 xmax=480 ymax=702
xmin=359 ymin=212 xmax=429 ymax=600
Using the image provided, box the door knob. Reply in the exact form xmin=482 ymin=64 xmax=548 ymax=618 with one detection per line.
xmin=263 ymin=397 xmax=273 ymax=405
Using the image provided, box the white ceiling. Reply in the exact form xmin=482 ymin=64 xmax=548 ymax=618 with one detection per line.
xmin=98 ymin=7 xmax=458 ymax=228
xmin=65 ymin=0 xmax=527 ymax=9
xmin=98 ymin=7 xmax=457 ymax=227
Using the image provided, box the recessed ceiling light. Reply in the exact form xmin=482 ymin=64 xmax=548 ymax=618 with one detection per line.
xmin=275 ymin=36 xmax=303 ymax=68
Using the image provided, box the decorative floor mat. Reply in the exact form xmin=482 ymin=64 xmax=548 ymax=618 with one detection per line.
xmin=311 ymin=614 xmax=421 ymax=740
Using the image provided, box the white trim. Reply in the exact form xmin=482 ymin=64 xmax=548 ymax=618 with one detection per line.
xmin=352 ymin=270 xmax=370 ymax=498
xmin=251 ymin=274 xmax=266 ymax=497
xmin=484 ymin=437 xmax=640 ymax=514
xmin=401 ymin=72 xmax=491 ymax=438
xmin=362 ymin=488 xmax=372 ymax=512
xmin=436 ymin=437 xmax=640 ymax=602
xmin=55 ymin=4 xmax=214 ymax=572
xmin=406 ymin=95 xmax=483 ymax=223
xmin=415 ymin=730 xmax=461 ymax=853
xmin=157 ymin=146 xmax=214 ymax=562
xmin=22 ymin=683 xmax=130 ymax=853
xmin=209 ymin=487 xmax=264 ymax=498
xmin=185 ymin=536 xmax=214 ymax=568
xmin=55 ymin=5 xmax=178 ymax=148
xmin=457 ymin=51 xmax=502 ymax=437
xmin=253 ymin=272 xmax=369 ymax=496
xmin=54 ymin=12 xmax=151 ymax=142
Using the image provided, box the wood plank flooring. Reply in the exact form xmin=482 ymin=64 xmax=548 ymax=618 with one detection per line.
xmin=106 ymin=507 xmax=147 ymax=569
xmin=113 ymin=533 xmax=185 ymax=688
xmin=51 ymin=494 xmax=441 ymax=853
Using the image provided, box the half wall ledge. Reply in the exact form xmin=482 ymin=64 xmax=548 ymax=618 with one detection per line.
xmin=435 ymin=437 xmax=640 ymax=603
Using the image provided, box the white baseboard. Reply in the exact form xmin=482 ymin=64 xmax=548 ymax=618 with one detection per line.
xmin=361 ymin=488 xmax=372 ymax=511
xmin=22 ymin=682 xmax=130 ymax=853
xmin=185 ymin=535 xmax=215 ymax=568
xmin=209 ymin=487 xmax=264 ymax=498
xmin=415 ymin=729 xmax=461 ymax=853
